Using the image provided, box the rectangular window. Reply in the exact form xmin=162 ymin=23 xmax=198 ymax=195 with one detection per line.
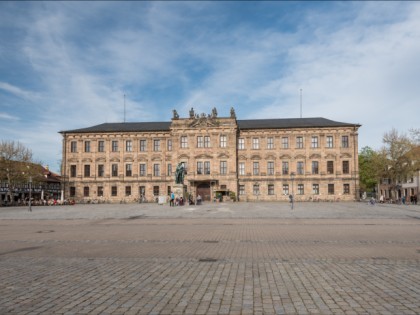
xmin=167 ymin=139 xmax=172 ymax=151
xmin=204 ymin=136 xmax=210 ymax=148
xmin=181 ymin=136 xmax=188 ymax=148
xmin=328 ymin=184 xmax=335 ymax=195
xmin=139 ymin=163 xmax=146 ymax=176
xmin=253 ymin=184 xmax=260 ymax=195
xmin=140 ymin=140 xmax=146 ymax=151
xmin=327 ymin=161 xmax=334 ymax=174
xmin=297 ymin=184 xmax=304 ymax=195
xmin=297 ymin=161 xmax=304 ymax=175
xmin=197 ymin=136 xmax=203 ymax=148
xmin=283 ymin=184 xmax=289 ymax=195
xmin=343 ymin=184 xmax=350 ymax=194
xmin=239 ymin=162 xmax=245 ymax=175
xmin=153 ymin=164 xmax=160 ymax=176
xmin=312 ymin=161 xmax=319 ymax=175
xmin=84 ymin=165 xmax=90 ymax=177
xmin=220 ymin=135 xmax=227 ymax=148
xmin=267 ymin=137 xmax=274 ymax=149
xmin=311 ymin=136 xmax=319 ymax=148
xmin=98 ymin=164 xmax=104 ymax=177
xmin=70 ymin=165 xmax=77 ymax=177
xmin=125 ymin=186 xmax=131 ymax=197
xmin=167 ymin=164 xmax=172 ymax=176
xmin=126 ymin=140 xmax=132 ymax=152
xmin=342 ymin=136 xmax=349 ymax=148
xmin=282 ymin=137 xmax=289 ymax=149
xmin=312 ymin=184 xmax=319 ymax=195
xmin=112 ymin=164 xmax=118 ymax=177
xmin=98 ymin=140 xmax=105 ymax=152
xmin=238 ymin=138 xmax=245 ymax=150
xmin=342 ymin=161 xmax=349 ymax=174
xmin=296 ymin=137 xmax=304 ymax=149
xmin=282 ymin=161 xmax=289 ymax=175
xmin=153 ymin=139 xmax=160 ymax=151
xmin=70 ymin=141 xmax=77 ymax=153
xmin=84 ymin=141 xmax=91 ymax=153
xmin=220 ymin=161 xmax=227 ymax=175
xmin=326 ymin=136 xmax=333 ymax=148
xmin=204 ymin=161 xmax=210 ymax=174
xmin=253 ymin=162 xmax=259 ymax=175
xmin=83 ymin=186 xmax=89 ymax=197
xmin=126 ymin=164 xmax=132 ymax=177
xmin=197 ymin=161 xmax=203 ymax=175
xmin=153 ymin=186 xmax=159 ymax=196
xmin=267 ymin=161 xmax=274 ymax=175
xmin=252 ymin=138 xmax=259 ymax=149
xmin=111 ymin=186 xmax=117 ymax=197
xmin=97 ymin=186 xmax=104 ymax=197
xmin=268 ymin=184 xmax=274 ymax=195
xmin=70 ymin=186 xmax=76 ymax=197
xmin=112 ymin=140 xmax=118 ymax=152
xmin=239 ymin=185 xmax=245 ymax=195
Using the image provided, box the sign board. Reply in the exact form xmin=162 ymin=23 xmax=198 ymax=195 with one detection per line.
xmin=158 ymin=195 xmax=166 ymax=205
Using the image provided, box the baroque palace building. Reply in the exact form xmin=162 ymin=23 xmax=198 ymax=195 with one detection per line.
xmin=60 ymin=107 xmax=360 ymax=202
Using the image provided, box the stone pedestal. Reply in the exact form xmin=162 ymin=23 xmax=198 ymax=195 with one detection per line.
xmin=172 ymin=183 xmax=186 ymax=200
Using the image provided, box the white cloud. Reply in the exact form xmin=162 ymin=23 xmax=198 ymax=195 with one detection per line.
xmin=1 ymin=1 xmax=420 ymax=172
xmin=0 ymin=82 xmax=38 ymax=100
xmin=0 ymin=112 xmax=19 ymax=121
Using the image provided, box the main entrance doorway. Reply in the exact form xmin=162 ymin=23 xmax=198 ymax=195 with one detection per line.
xmin=196 ymin=183 xmax=211 ymax=201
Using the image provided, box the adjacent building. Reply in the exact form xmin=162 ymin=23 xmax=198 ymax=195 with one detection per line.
xmin=0 ymin=165 xmax=61 ymax=205
xmin=60 ymin=108 xmax=360 ymax=202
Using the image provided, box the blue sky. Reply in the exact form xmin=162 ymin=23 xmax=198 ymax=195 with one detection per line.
xmin=1 ymin=2 xmax=419 ymax=173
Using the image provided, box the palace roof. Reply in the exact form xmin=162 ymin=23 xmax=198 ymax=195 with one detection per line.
xmin=60 ymin=118 xmax=359 ymax=134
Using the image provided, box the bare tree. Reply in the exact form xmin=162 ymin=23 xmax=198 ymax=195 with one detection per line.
xmin=0 ymin=140 xmax=40 ymax=204
xmin=409 ymin=128 xmax=420 ymax=145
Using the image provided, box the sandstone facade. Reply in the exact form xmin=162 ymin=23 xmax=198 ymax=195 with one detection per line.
xmin=60 ymin=108 xmax=360 ymax=202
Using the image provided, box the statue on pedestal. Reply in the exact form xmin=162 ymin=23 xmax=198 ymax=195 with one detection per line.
xmin=172 ymin=109 xmax=179 ymax=119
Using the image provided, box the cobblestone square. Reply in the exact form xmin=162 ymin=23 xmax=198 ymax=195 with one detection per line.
xmin=0 ymin=202 xmax=419 ymax=314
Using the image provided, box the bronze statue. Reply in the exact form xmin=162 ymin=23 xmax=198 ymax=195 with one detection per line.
xmin=175 ymin=162 xmax=185 ymax=184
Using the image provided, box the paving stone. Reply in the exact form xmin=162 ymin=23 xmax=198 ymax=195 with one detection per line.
xmin=0 ymin=202 xmax=419 ymax=314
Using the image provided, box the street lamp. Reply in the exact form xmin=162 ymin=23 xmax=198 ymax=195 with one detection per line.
xmin=28 ymin=176 xmax=32 ymax=212
xmin=290 ymin=172 xmax=295 ymax=210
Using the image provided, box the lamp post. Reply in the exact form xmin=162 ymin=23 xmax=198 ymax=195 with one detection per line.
xmin=28 ymin=176 xmax=32 ymax=212
xmin=290 ymin=172 xmax=295 ymax=210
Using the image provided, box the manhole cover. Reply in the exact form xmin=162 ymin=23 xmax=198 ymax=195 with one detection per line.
xmin=127 ymin=215 xmax=144 ymax=220
xmin=199 ymin=258 xmax=218 ymax=262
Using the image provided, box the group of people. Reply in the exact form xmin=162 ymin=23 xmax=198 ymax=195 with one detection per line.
xmin=6 ymin=198 xmax=75 ymax=207
xmin=169 ymin=192 xmax=202 ymax=206
xmin=379 ymin=194 xmax=418 ymax=205
xmin=169 ymin=193 xmax=184 ymax=206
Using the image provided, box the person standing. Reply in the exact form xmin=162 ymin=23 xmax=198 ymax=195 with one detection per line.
xmin=170 ymin=192 xmax=175 ymax=207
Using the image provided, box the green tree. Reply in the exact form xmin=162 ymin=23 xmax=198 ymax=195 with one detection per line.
xmin=359 ymin=146 xmax=386 ymax=193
